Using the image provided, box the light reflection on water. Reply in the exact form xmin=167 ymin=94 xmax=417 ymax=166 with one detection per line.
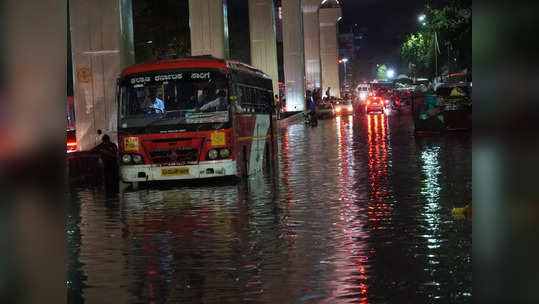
xmin=68 ymin=112 xmax=471 ymax=303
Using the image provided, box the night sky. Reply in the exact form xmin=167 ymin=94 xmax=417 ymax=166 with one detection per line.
xmin=228 ymin=0 xmax=446 ymax=79
xmin=338 ymin=0 xmax=444 ymax=76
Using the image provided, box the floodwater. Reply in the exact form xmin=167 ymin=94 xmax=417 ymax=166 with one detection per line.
xmin=68 ymin=109 xmax=472 ymax=304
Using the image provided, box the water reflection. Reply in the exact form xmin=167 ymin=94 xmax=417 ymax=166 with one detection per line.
xmin=420 ymin=145 xmax=443 ymax=299
xmin=68 ymin=113 xmax=471 ymax=303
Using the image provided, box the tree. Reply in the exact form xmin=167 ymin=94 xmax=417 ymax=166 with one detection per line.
xmin=400 ymin=0 xmax=471 ymax=77
xmin=376 ymin=64 xmax=388 ymax=80
xmin=401 ymin=32 xmax=433 ymax=77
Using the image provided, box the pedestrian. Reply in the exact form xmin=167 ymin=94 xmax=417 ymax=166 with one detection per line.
xmin=92 ymin=134 xmax=119 ymax=193
xmin=305 ymin=90 xmax=313 ymax=111
xmin=95 ymin=129 xmax=103 ymax=146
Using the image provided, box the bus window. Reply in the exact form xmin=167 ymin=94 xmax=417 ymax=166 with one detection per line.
xmin=119 ymin=71 xmax=230 ymax=128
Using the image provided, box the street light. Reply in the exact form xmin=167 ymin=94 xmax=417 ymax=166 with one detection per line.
xmin=418 ymin=14 xmax=426 ymax=22
xmin=340 ymin=58 xmax=349 ymax=90
xmin=386 ymin=69 xmax=395 ymax=79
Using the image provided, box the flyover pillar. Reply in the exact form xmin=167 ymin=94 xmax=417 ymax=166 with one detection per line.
xmin=302 ymin=0 xmax=322 ymax=91
xmin=282 ymin=0 xmax=306 ymax=111
xmin=319 ymin=5 xmax=342 ymax=98
xmin=249 ymin=0 xmax=279 ymax=95
xmin=189 ymin=0 xmax=230 ymax=59
xmin=70 ymin=0 xmax=135 ymax=150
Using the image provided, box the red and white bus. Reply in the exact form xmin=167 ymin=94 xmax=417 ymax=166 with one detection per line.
xmin=117 ymin=57 xmax=278 ymax=183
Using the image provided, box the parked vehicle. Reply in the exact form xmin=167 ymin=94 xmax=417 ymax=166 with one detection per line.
xmin=67 ymin=97 xmax=77 ymax=152
xmin=316 ymin=102 xmax=334 ymax=119
xmin=436 ymin=81 xmax=472 ymax=131
xmin=304 ymin=111 xmax=318 ymax=126
xmin=67 ymin=129 xmax=77 ymax=152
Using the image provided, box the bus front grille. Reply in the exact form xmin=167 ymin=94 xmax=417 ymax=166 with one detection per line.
xmin=149 ymin=148 xmax=198 ymax=163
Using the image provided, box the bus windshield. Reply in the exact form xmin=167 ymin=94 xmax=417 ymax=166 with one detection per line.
xmin=119 ymin=70 xmax=230 ymax=130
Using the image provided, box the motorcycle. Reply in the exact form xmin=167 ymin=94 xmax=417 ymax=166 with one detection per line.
xmin=304 ymin=110 xmax=318 ymax=127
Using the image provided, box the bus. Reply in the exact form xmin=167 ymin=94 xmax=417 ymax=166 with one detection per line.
xmin=117 ymin=57 xmax=278 ymax=183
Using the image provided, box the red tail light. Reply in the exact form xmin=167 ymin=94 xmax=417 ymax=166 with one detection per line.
xmin=67 ymin=141 xmax=77 ymax=151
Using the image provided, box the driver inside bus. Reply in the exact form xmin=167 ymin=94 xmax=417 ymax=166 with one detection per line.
xmin=140 ymin=86 xmax=165 ymax=113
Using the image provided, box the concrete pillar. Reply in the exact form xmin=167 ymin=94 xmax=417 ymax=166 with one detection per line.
xmin=282 ymin=0 xmax=306 ymax=112
xmin=249 ymin=0 xmax=279 ymax=95
xmin=302 ymin=0 xmax=322 ymax=90
xmin=189 ymin=0 xmax=230 ymax=59
xmin=319 ymin=6 xmax=341 ymax=98
xmin=70 ymin=0 xmax=135 ymax=151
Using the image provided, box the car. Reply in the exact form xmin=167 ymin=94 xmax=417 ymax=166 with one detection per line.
xmin=365 ymin=96 xmax=386 ymax=114
xmin=316 ymin=102 xmax=334 ymax=119
xmin=67 ymin=129 xmax=77 ymax=152
xmin=333 ymin=99 xmax=353 ymax=116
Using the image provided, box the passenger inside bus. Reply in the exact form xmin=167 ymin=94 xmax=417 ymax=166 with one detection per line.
xmin=199 ymin=90 xmax=227 ymax=111
xmin=197 ymin=83 xmax=227 ymax=112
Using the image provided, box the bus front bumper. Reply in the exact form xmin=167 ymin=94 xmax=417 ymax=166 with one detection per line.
xmin=120 ymin=160 xmax=237 ymax=182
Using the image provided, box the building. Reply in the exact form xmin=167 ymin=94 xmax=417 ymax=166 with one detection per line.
xmin=338 ymin=25 xmax=364 ymax=93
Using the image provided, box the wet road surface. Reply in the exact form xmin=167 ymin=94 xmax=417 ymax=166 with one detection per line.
xmin=68 ymin=109 xmax=472 ymax=303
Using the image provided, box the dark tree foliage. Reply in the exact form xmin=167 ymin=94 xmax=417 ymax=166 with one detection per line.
xmin=401 ymin=0 xmax=471 ymax=77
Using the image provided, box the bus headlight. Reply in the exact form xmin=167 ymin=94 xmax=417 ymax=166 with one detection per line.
xmin=121 ymin=154 xmax=132 ymax=164
xmin=132 ymin=154 xmax=143 ymax=164
xmin=208 ymin=149 xmax=218 ymax=160
xmin=219 ymin=148 xmax=230 ymax=158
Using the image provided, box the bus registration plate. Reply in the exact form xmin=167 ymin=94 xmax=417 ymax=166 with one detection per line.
xmin=162 ymin=168 xmax=190 ymax=176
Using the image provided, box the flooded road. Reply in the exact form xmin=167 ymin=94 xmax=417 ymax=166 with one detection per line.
xmin=68 ymin=110 xmax=472 ymax=303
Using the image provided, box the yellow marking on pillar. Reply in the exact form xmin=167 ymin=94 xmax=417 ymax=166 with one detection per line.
xmin=76 ymin=67 xmax=92 ymax=83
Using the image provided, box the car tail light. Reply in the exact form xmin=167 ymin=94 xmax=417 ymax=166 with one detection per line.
xmin=67 ymin=141 xmax=77 ymax=152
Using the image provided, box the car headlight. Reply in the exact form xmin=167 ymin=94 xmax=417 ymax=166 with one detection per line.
xmin=121 ymin=154 xmax=132 ymax=164
xmin=219 ymin=148 xmax=230 ymax=158
xmin=208 ymin=149 xmax=218 ymax=160
xmin=132 ymin=154 xmax=143 ymax=164
xmin=335 ymin=107 xmax=341 ymax=112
